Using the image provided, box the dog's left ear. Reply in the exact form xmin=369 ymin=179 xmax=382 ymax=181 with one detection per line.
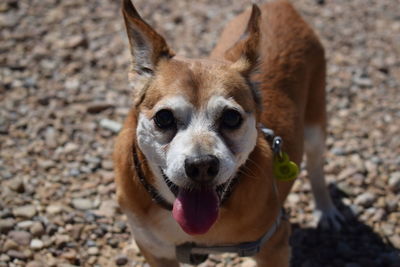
xmin=122 ymin=0 xmax=174 ymax=77
xmin=225 ymin=4 xmax=261 ymax=76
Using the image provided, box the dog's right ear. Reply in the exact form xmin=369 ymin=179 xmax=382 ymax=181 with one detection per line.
xmin=225 ymin=4 xmax=261 ymax=77
xmin=122 ymin=0 xmax=174 ymax=77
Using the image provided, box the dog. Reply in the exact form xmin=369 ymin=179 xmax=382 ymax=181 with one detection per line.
xmin=114 ymin=0 xmax=343 ymax=266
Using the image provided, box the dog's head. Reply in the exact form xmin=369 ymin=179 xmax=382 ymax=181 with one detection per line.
xmin=122 ymin=0 xmax=262 ymax=235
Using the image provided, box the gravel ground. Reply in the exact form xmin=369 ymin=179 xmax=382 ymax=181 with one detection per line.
xmin=1 ymin=0 xmax=399 ymax=266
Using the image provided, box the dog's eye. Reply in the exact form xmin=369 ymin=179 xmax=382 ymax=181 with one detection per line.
xmin=154 ymin=109 xmax=175 ymax=129
xmin=221 ymin=109 xmax=242 ymax=129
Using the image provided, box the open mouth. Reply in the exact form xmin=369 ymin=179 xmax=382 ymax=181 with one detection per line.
xmin=160 ymin=168 xmax=231 ymax=235
xmin=160 ymin=168 xmax=228 ymax=200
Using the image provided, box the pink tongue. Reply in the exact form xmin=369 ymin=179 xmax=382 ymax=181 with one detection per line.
xmin=172 ymin=188 xmax=219 ymax=235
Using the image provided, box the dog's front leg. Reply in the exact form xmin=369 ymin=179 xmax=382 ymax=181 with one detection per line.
xmin=136 ymin=240 xmax=180 ymax=267
xmin=253 ymin=219 xmax=291 ymax=267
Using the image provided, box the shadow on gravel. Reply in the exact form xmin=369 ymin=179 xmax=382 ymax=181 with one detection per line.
xmin=290 ymin=185 xmax=400 ymax=267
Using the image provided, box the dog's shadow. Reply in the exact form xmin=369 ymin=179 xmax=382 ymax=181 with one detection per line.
xmin=290 ymin=184 xmax=400 ymax=267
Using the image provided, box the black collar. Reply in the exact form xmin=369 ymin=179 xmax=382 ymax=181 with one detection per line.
xmin=132 ymin=146 xmax=173 ymax=210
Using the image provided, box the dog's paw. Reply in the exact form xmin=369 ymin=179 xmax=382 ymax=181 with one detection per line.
xmin=313 ymin=206 xmax=345 ymax=231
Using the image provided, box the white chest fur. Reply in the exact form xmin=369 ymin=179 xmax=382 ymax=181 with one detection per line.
xmin=126 ymin=209 xmax=194 ymax=260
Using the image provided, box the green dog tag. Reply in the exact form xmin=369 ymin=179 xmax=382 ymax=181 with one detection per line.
xmin=273 ymin=152 xmax=299 ymax=181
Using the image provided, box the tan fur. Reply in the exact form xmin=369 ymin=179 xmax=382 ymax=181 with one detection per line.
xmin=115 ymin=0 xmax=326 ymax=266
xmin=212 ymin=0 xmax=326 ymax=204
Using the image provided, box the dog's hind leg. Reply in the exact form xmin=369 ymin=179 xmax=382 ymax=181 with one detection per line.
xmin=304 ymin=125 xmax=343 ymax=230
xmin=304 ymin=54 xmax=344 ymax=230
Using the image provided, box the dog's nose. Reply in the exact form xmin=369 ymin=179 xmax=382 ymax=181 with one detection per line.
xmin=184 ymin=155 xmax=220 ymax=183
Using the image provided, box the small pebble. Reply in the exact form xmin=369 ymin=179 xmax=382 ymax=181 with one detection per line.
xmin=30 ymin=239 xmax=44 ymax=250
xmin=88 ymin=247 xmax=99 ymax=256
xmin=17 ymin=220 xmax=34 ymax=229
xmin=0 ymin=219 xmax=14 ymax=233
xmin=7 ymin=250 xmax=29 ymax=261
xmin=13 ymin=205 xmax=36 ymax=219
xmin=87 ymin=102 xmax=113 ymax=114
xmin=46 ymin=204 xmax=63 ymax=215
xmin=71 ymin=198 xmax=93 ymax=210
xmin=3 ymin=239 xmax=19 ymax=251
xmin=26 ymin=261 xmax=44 ymax=267
xmin=115 ymin=255 xmax=129 ymax=266
xmin=8 ymin=230 xmax=32 ymax=246
xmin=107 ymin=238 xmax=119 ymax=248
xmin=9 ymin=178 xmax=25 ymax=193
xmin=389 ymin=235 xmax=400 ymax=249
xmin=99 ymin=119 xmax=122 ymax=133
xmin=30 ymin=222 xmax=45 ymax=237
xmin=354 ymin=192 xmax=376 ymax=207
xmin=389 ymin=172 xmax=400 ymax=192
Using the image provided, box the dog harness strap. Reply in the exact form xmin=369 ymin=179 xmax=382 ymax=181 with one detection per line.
xmin=220 ymin=176 xmax=239 ymax=205
xmin=176 ymin=209 xmax=283 ymax=264
xmin=132 ymin=146 xmax=173 ymax=211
